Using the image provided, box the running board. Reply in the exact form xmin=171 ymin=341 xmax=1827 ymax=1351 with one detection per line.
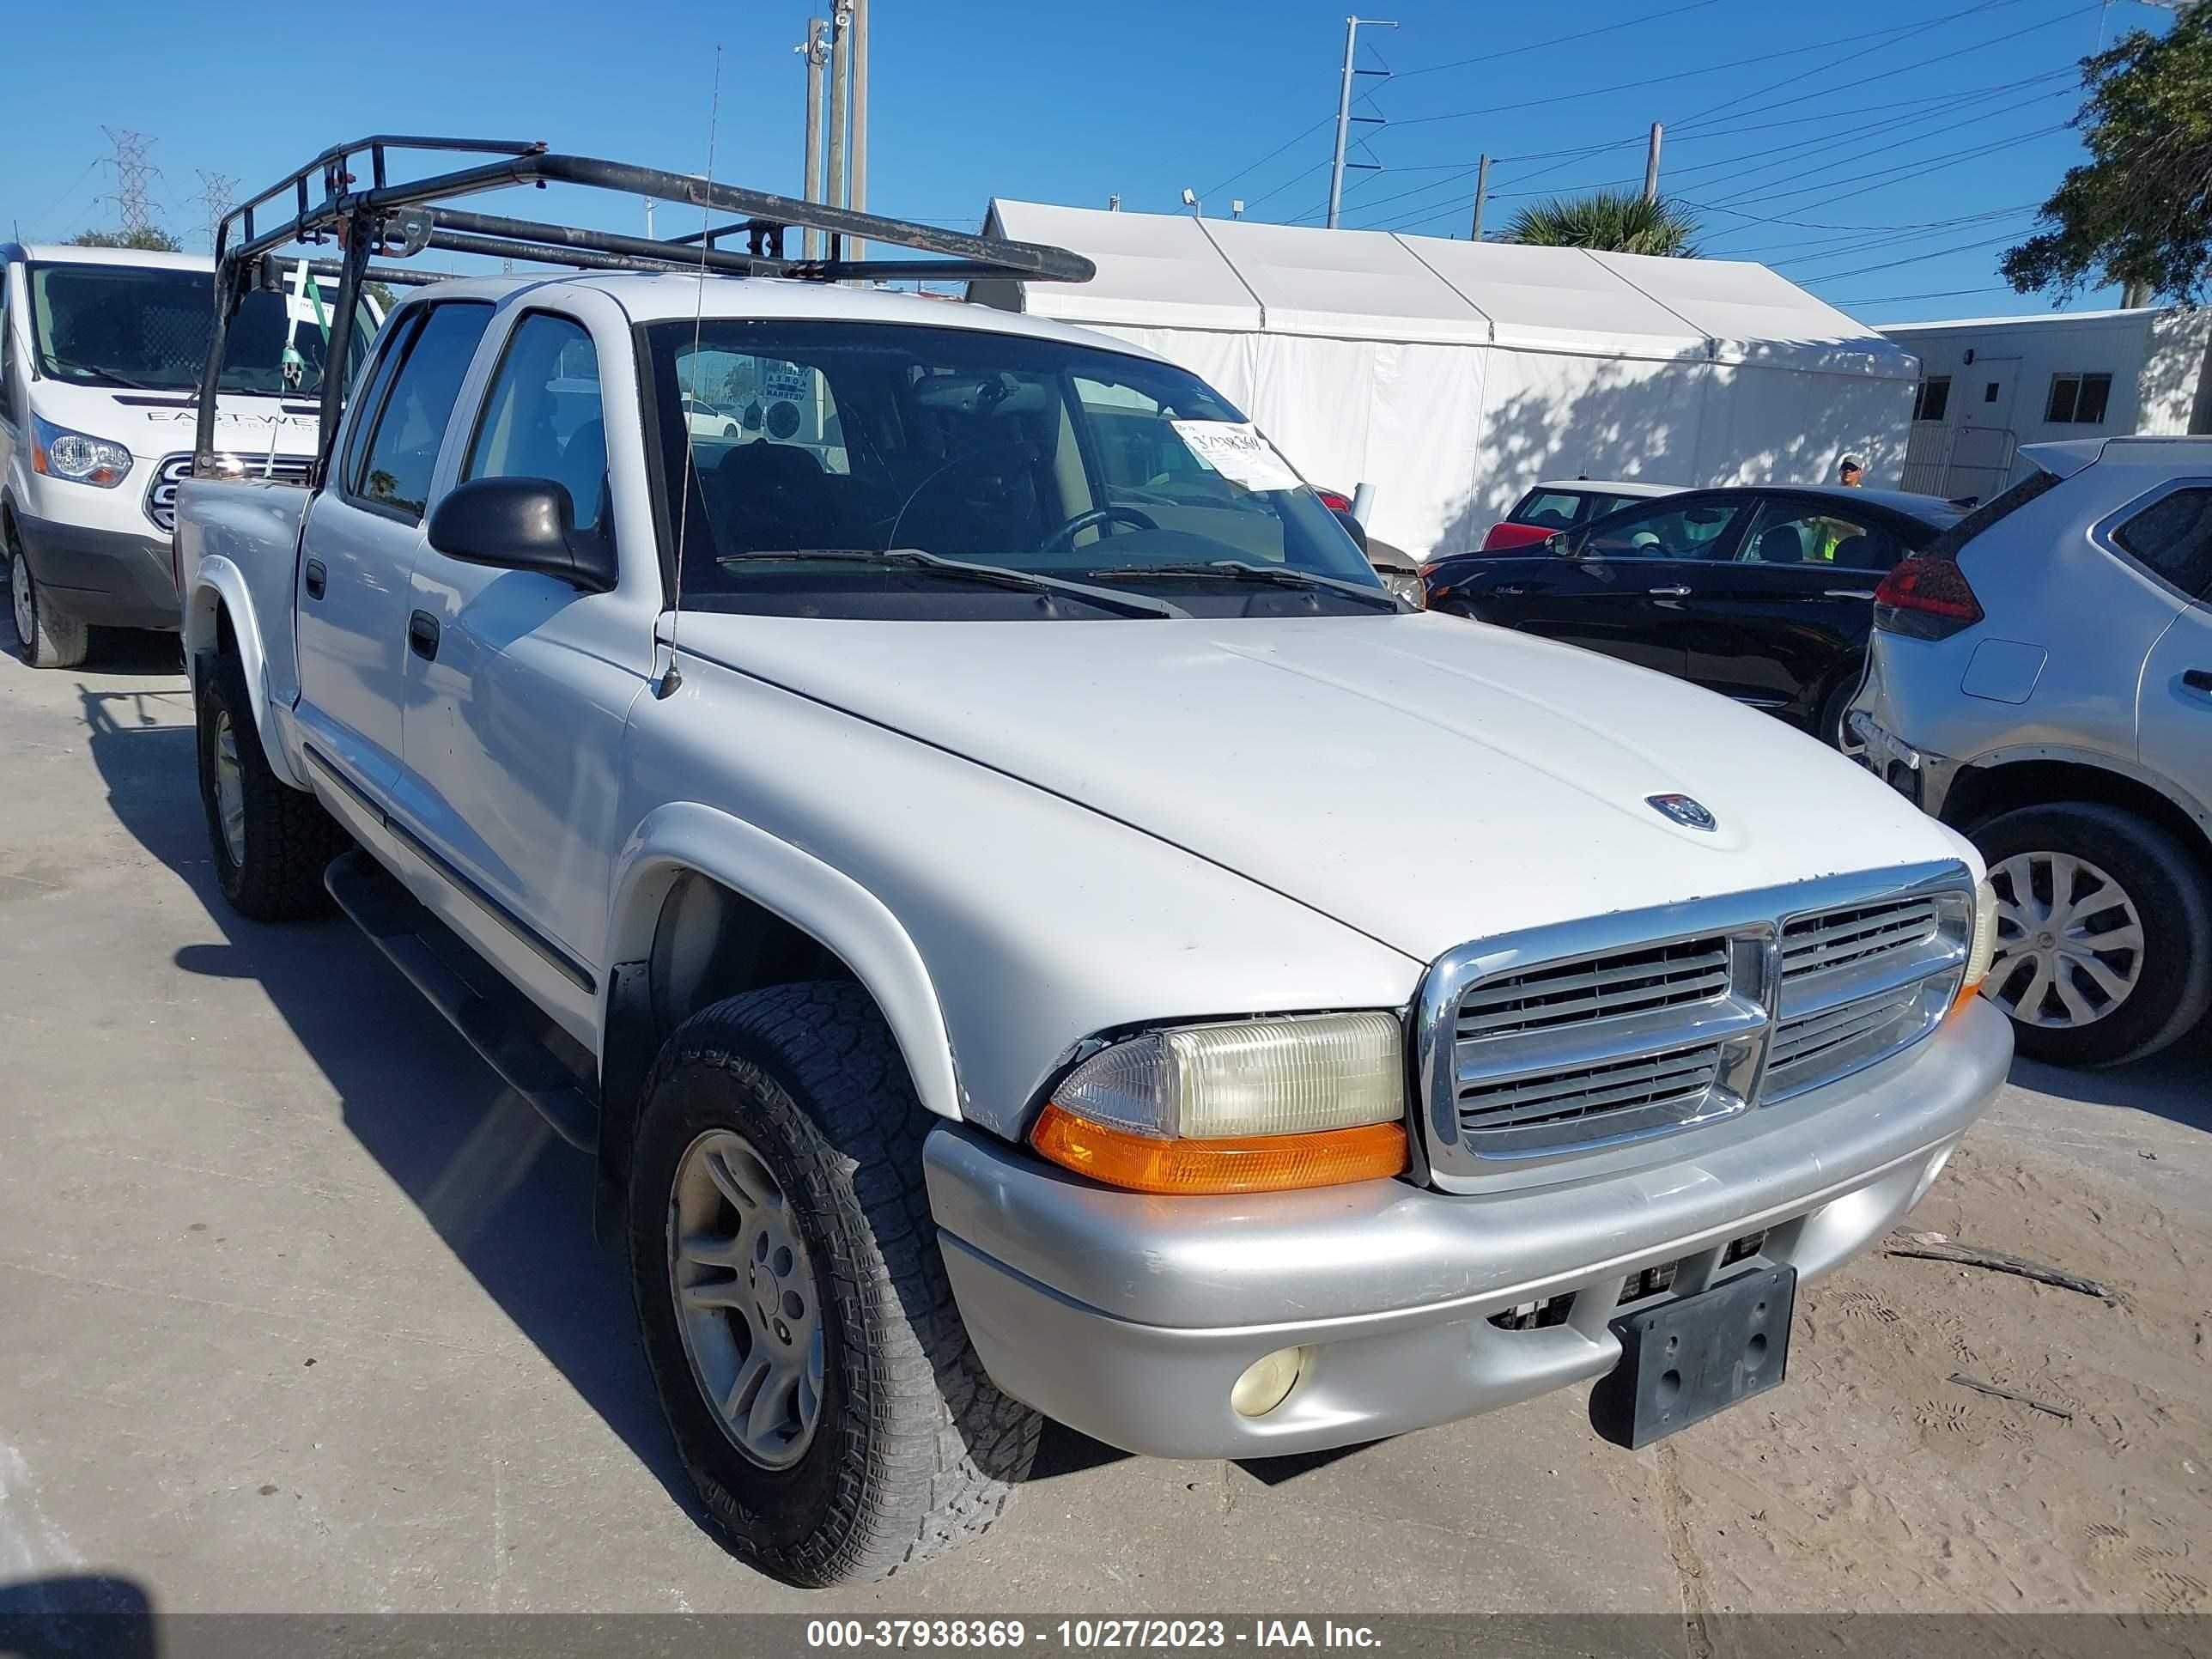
xmin=325 ymin=848 xmax=599 ymax=1152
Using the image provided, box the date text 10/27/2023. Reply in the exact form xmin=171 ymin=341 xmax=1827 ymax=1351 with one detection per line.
xmin=805 ymin=1620 xmax=1384 ymax=1650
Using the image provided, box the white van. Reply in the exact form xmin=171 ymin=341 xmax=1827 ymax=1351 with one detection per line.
xmin=0 ymin=243 xmax=376 ymax=665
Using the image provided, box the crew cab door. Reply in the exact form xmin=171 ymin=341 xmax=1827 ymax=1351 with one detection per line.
xmin=393 ymin=300 xmax=657 ymax=1040
xmin=294 ymin=300 xmax=493 ymax=794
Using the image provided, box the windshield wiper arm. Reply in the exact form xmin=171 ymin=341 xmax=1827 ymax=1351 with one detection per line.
xmin=1091 ymin=559 xmax=1403 ymax=612
xmin=710 ymin=549 xmax=1189 ymax=619
xmin=44 ymin=357 xmax=167 ymax=392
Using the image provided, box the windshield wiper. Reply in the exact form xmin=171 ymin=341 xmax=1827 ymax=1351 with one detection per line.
xmin=711 ymin=548 xmax=1189 ymax=619
xmin=43 ymin=357 xmax=172 ymax=392
xmin=1091 ymin=559 xmax=1403 ymax=612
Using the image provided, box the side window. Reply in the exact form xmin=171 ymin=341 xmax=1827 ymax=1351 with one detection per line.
xmin=349 ymin=301 xmax=494 ymax=522
xmin=1912 ymin=376 xmax=1950 ymax=422
xmin=2045 ymin=372 xmax=2112 ymax=427
xmin=1736 ymin=504 xmax=1894 ymax=570
xmin=465 ymin=313 xmax=610 ymax=534
xmin=337 ymin=308 xmax=420 ymax=495
xmin=0 ymin=265 xmax=16 ymax=422
xmin=1584 ymin=501 xmax=1743 ymax=560
xmin=1512 ymin=490 xmax=1582 ymax=530
xmin=2112 ymin=487 xmax=2212 ymax=599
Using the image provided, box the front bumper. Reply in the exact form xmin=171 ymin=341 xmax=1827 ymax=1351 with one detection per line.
xmin=14 ymin=508 xmax=179 ymax=630
xmin=926 ymin=1000 xmax=2009 ymax=1458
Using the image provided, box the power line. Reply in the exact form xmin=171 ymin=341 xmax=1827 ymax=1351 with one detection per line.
xmin=1387 ymin=0 xmax=1728 ymax=82
xmin=1827 ymin=284 xmax=2015 ymax=307
xmin=1796 ymin=228 xmax=2037 ymax=285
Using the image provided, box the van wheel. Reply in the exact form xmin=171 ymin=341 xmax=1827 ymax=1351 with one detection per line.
xmin=9 ymin=542 xmax=89 ymax=669
xmin=1974 ymin=802 xmax=2212 ymax=1066
xmin=629 ymin=981 xmax=1040 ymax=1586
xmin=194 ymin=649 xmax=346 ymax=921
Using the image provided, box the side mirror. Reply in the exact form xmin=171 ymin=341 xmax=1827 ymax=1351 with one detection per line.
xmin=427 ymin=477 xmax=618 ymax=592
xmin=1331 ymin=505 xmax=1370 ymax=555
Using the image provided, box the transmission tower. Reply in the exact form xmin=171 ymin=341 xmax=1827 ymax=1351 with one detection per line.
xmin=191 ymin=170 xmax=237 ymax=250
xmin=100 ymin=127 xmax=165 ymax=240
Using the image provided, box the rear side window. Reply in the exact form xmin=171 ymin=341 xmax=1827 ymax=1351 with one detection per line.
xmin=2112 ymin=487 xmax=2212 ymax=599
xmin=1511 ymin=489 xmax=1583 ymax=530
xmin=349 ymin=301 xmax=494 ymax=522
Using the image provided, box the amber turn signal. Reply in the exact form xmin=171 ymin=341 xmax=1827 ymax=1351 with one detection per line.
xmin=1030 ymin=1103 xmax=1408 ymax=1195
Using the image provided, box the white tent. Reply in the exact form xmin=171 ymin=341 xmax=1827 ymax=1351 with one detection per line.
xmin=971 ymin=202 xmax=1917 ymax=560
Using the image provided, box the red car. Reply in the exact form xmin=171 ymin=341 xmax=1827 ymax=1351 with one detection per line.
xmin=1478 ymin=478 xmax=1684 ymax=552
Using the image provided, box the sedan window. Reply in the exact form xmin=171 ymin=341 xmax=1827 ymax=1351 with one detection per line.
xmin=1582 ymin=501 xmax=1743 ymax=560
xmin=1736 ymin=506 xmax=1899 ymax=570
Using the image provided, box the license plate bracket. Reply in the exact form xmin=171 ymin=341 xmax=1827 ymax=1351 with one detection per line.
xmin=1589 ymin=1262 xmax=1796 ymax=1450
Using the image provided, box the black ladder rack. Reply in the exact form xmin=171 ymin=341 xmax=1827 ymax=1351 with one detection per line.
xmin=197 ymin=134 xmax=1094 ymax=475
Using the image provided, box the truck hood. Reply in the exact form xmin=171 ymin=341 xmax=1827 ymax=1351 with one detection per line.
xmin=675 ymin=611 xmax=1974 ymax=964
xmin=29 ymin=380 xmax=320 ymax=461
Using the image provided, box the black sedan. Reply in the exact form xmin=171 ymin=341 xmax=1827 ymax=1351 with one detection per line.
xmin=1421 ymin=484 xmax=1963 ymax=749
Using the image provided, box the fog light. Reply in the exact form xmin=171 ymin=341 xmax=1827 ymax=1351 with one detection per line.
xmin=1230 ymin=1347 xmax=1305 ymax=1419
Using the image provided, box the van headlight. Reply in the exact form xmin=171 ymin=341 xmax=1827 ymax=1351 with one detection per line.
xmin=33 ymin=416 xmax=133 ymax=488
xmin=1029 ymin=1012 xmax=1410 ymax=1194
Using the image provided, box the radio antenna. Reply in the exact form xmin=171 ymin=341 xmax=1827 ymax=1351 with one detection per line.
xmin=657 ymin=43 xmax=724 ymax=701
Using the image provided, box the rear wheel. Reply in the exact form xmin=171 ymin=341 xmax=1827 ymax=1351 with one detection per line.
xmin=9 ymin=541 xmax=90 ymax=669
xmin=629 ymin=981 xmax=1039 ymax=1585
xmin=194 ymin=648 xmax=347 ymax=921
xmin=1973 ymin=802 xmax=2212 ymax=1066
xmin=1817 ymin=677 xmax=1864 ymax=757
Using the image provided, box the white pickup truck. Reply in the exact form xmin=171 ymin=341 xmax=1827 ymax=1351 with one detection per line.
xmin=176 ymin=143 xmax=2011 ymax=1587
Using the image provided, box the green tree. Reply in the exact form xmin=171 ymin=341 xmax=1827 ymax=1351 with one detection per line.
xmin=2003 ymin=9 xmax=2212 ymax=306
xmin=1504 ymin=191 xmax=1699 ymax=257
xmin=365 ymin=280 xmax=398 ymax=314
xmin=70 ymin=227 xmax=184 ymax=252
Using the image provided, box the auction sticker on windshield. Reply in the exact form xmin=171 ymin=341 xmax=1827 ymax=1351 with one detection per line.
xmin=1170 ymin=421 xmax=1304 ymax=493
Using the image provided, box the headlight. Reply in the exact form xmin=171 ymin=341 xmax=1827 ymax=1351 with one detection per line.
xmin=33 ymin=416 xmax=133 ymax=488
xmin=1955 ymin=877 xmax=1999 ymax=1012
xmin=1029 ymin=1012 xmax=1409 ymax=1194
xmin=1376 ymin=569 xmax=1425 ymax=609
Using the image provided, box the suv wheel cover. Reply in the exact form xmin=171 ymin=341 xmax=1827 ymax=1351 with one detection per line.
xmin=1985 ymin=850 xmax=2145 ymax=1029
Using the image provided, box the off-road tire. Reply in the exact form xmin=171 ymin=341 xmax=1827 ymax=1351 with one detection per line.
xmin=9 ymin=532 xmax=90 ymax=669
xmin=1972 ymin=802 xmax=2212 ymax=1067
xmin=628 ymin=981 xmax=1040 ymax=1586
xmin=194 ymin=648 xmax=347 ymax=921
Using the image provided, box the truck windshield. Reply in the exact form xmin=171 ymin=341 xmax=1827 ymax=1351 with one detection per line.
xmin=645 ymin=319 xmax=1382 ymax=618
xmin=28 ymin=262 xmax=374 ymax=398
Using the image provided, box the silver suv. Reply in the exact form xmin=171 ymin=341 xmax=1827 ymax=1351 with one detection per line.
xmin=1853 ymin=436 xmax=2212 ymax=1066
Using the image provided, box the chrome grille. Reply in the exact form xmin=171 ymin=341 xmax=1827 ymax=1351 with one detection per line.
xmin=1417 ymin=865 xmax=1974 ymax=1188
xmin=1455 ymin=938 xmax=1733 ymax=1038
xmin=146 ymin=451 xmax=314 ymax=533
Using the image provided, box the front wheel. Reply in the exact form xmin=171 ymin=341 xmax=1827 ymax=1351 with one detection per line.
xmin=10 ymin=544 xmax=89 ymax=669
xmin=194 ymin=650 xmax=347 ymax=921
xmin=628 ymin=981 xmax=1039 ymax=1586
xmin=1974 ymin=802 xmax=2212 ymax=1066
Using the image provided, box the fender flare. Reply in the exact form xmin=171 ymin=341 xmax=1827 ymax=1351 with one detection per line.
xmin=605 ymin=799 xmax=964 ymax=1123
xmin=185 ymin=559 xmax=306 ymax=789
xmin=1954 ymin=741 xmax=2212 ymax=842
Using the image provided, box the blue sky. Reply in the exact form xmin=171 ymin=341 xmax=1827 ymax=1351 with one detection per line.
xmin=0 ymin=0 xmax=2176 ymax=324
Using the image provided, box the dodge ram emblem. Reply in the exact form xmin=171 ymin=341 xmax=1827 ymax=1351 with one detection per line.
xmin=1647 ymin=793 xmax=1718 ymax=832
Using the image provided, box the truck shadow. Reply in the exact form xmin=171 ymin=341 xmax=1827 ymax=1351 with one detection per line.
xmin=70 ymin=682 xmax=715 ymax=1535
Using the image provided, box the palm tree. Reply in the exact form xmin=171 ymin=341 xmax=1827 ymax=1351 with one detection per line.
xmin=1504 ymin=191 xmax=1700 ymax=258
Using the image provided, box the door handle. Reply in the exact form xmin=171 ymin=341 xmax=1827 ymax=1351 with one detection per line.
xmin=407 ymin=610 xmax=440 ymax=661
xmin=303 ymin=558 xmax=326 ymax=600
xmin=1649 ymin=585 xmax=1691 ymax=598
xmin=2185 ymin=668 xmax=2212 ymax=694
xmin=1824 ymin=587 xmax=1878 ymax=600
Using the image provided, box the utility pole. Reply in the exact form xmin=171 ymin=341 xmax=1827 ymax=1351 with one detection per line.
xmin=849 ymin=0 xmax=869 ymax=265
xmin=1469 ymin=153 xmax=1489 ymax=240
xmin=100 ymin=127 xmax=164 ymax=241
xmin=1327 ymin=15 xmax=1396 ymax=229
xmin=1643 ymin=122 xmax=1663 ymax=204
xmin=643 ymin=198 xmax=656 ymax=239
xmin=799 ymin=17 xmax=829 ymax=258
xmin=191 ymin=169 xmax=236 ymax=252
xmin=827 ymin=1 xmax=854 ymax=254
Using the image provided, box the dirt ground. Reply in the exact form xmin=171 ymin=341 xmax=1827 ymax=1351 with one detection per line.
xmin=1638 ymin=1136 xmax=2211 ymax=1620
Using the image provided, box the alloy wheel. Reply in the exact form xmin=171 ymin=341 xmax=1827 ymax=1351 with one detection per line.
xmin=212 ymin=711 xmax=249 ymax=867
xmin=1984 ymin=850 xmax=2145 ymax=1030
xmin=666 ymin=1127 xmax=826 ymax=1470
